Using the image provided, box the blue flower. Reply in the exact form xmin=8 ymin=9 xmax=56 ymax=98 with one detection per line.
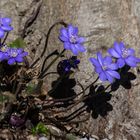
xmin=59 ymin=24 xmax=86 ymax=55
xmin=57 ymin=56 xmax=80 ymax=75
xmin=0 ymin=45 xmax=28 ymax=64
xmin=108 ymin=41 xmax=140 ymax=68
xmin=0 ymin=17 xmax=13 ymax=38
xmin=7 ymin=48 xmax=28 ymax=65
xmin=89 ymin=52 xmax=120 ymax=83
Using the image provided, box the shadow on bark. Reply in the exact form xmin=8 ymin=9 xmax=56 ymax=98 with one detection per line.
xmin=111 ymin=65 xmax=136 ymax=91
xmin=84 ymin=85 xmax=113 ymax=119
xmin=49 ymin=73 xmax=76 ymax=108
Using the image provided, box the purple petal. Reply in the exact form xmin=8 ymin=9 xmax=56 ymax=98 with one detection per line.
xmin=70 ymin=44 xmax=78 ymax=55
xmin=105 ymin=72 xmax=114 ymax=83
xmin=117 ymin=58 xmax=125 ymax=68
xmin=89 ymin=58 xmax=101 ymax=67
xmin=60 ymin=28 xmax=68 ymax=38
xmin=135 ymin=57 xmax=140 ymax=63
xmin=114 ymin=41 xmax=122 ymax=54
xmin=0 ymin=29 xmax=4 ymax=38
xmin=107 ymin=63 xmax=118 ymax=70
xmin=3 ymin=53 xmax=9 ymax=59
xmin=95 ymin=67 xmax=103 ymax=73
xmin=106 ymin=70 xmax=120 ymax=79
xmin=89 ymin=57 xmax=103 ymax=73
xmin=99 ymin=72 xmax=107 ymax=81
xmin=119 ymin=42 xmax=125 ymax=50
xmin=59 ymin=35 xmax=68 ymax=42
xmin=103 ymin=56 xmax=112 ymax=65
xmin=1 ymin=25 xmax=13 ymax=31
xmin=8 ymin=58 xmax=15 ymax=65
xmin=15 ymin=56 xmax=23 ymax=62
xmin=17 ymin=48 xmax=23 ymax=54
xmin=97 ymin=52 xmax=103 ymax=66
xmin=20 ymin=52 xmax=28 ymax=57
xmin=108 ymin=48 xmax=121 ymax=58
xmin=77 ymin=37 xmax=85 ymax=43
xmin=127 ymin=48 xmax=135 ymax=56
xmin=65 ymin=66 xmax=71 ymax=72
xmin=68 ymin=25 xmax=78 ymax=36
xmin=125 ymin=56 xmax=137 ymax=67
xmin=1 ymin=17 xmax=11 ymax=25
xmin=75 ymin=44 xmax=86 ymax=52
xmin=0 ymin=52 xmax=9 ymax=60
xmin=64 ymin=42 xmax=70 ymax=50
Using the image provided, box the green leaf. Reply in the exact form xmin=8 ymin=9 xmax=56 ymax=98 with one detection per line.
xmin=8 ymin=38 xmax=26 ymax=48
xmin=32 ymin=127 xmax=36 ymax=135
xmin=31 ymin=122 xmax=49 ymax=136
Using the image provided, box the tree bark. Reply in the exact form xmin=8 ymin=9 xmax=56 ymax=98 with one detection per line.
xmin=0 ymin=0 xmax=140 ymax=139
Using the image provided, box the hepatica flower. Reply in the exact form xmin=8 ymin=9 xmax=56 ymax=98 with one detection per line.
xmin=57 ymin=56 xmax=80 ymax=75
xmin=0 ymin=17 xmax=13 ymax=38
xmin=7 ymin=48 xmax=28 ymax=65
xmin=89 ymin=52 xmax=120 ymax=83
xmin=108 ymin=41 xmax=140 ymax=68
xmin=59 ymin=24 xmax=86 ymax=55
xmin=0 ymin=45 xmax=28 ymax=65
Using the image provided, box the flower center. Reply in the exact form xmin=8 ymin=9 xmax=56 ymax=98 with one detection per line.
xmin=102 ymin=65 xmax=107 ymax=71
xmin=70 ymin=35 xmax=77 ymax=44
xmin=9 ymin=50 xmax=18 ymax=57
xmin=122 ymin=48 xmax=128 ymax=58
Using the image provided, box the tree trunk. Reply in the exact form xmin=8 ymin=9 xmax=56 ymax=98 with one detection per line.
xmin=0 ymin=0 xmax=140 ymax=139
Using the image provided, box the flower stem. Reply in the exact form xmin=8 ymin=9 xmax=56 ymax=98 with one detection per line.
xmin=1 ymin=32 xmax=9 ymax=45
xmin=39 ymin=49 xmax=65 ymax=79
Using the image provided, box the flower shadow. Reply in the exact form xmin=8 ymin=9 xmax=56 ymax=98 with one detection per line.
xmin=49 ymin=74 xmax=76 ymax=107
xmin=84 ymin=85 xmax=113 ymax=119
xmin=111 ymin=65 xmax=136 ymax=91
